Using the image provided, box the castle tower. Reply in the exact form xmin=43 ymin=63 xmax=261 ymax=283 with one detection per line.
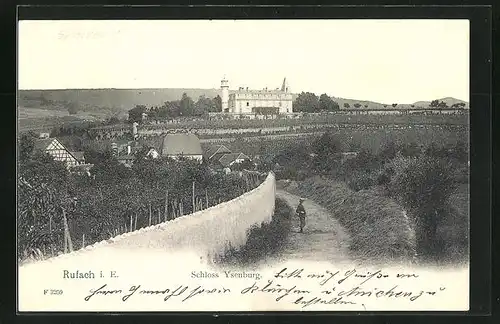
xmin=281 ymin=77 xmax=289 ymax=92
xmin=221 ymin=76 xmax=229 ymax=112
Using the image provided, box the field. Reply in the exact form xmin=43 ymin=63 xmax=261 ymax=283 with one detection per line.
xmin=17 ymin=106 xmax=119 ymax=132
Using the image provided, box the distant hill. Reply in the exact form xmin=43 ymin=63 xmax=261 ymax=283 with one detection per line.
xmin=412 ymin=97 xmax=469 ymax=109
xmin=333 ymin=96 xmax=469 ymax=110
xmin=18 ymin=89 xmax=468 ymax=116
xmin=18 ymin=88 xmax=222 ymax=112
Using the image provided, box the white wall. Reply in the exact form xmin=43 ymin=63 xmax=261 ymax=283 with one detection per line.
xmin=22 ymin=172 xmax=277 ymax=265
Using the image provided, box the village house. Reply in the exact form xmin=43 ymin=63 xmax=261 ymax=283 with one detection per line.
xmin=144 ymin=133 xmax=204 ymax=162
xmin=33 ymin=138 xmax=84 ymax=168
xmin=204 ymin=144 xmax=254 ymax=172
xmin=218 ymin=153 xmax=251 ymax=169
xmin=204 ymin=144 xmax=232 ymax=162
xmin=33 ymin=137 xmax=93 ymax=175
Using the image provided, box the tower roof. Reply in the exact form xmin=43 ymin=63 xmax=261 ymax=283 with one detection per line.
xmin=281 ymin=77 xmax=288 ymax=92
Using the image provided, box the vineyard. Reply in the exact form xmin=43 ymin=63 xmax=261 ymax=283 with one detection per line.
xmin=18 ymin=153 xmax=264 ymax=263
xmin=19 ymin=172 xmax=276 ymax=267
xmin=90 ymin=112 xmax=468 ymax=133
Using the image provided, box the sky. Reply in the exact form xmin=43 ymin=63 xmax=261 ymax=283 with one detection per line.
xmin=18 ymin=19 xmax=469 ymax=104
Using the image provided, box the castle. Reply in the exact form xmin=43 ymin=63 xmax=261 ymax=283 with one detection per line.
xmin=221 ymin=77 xmax=293 ymax=115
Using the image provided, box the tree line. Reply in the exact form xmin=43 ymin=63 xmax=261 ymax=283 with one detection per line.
xmin=292 ymin=92 xmax=340 ymax=113
xmin=128 ymin=93 xmax=222 ymax=123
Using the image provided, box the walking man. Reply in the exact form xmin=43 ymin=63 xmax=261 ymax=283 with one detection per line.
xmin=296 ymin=198 xmax=306 ymax=233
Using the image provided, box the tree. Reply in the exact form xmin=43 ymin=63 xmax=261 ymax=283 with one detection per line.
xmin=179 ymin=93 xmax=195 ymax=116
xmin=128 ymin=105 xmax=147 ymax=123
xmin=319 ymin=94 xmax=340 ymax=111
xmin=353 ymin=103 xmax=361 ymax=109
xmin=438 ymin=101 xmax=448 ymax=108
xmin=67 ymin=102 xmax=78 ymax=115
xmin=364 ymin=104 xmax=368 ymax=108
xmin=164 ymin=100 xmax=181 ymax=118
xmin=212 ymin=95 xmax=222 ymax=112
xmin=312 ymin=132 xmax=342 ymax=158
xmin=292 ymin=92 xmax=319 ymax=113
xmin=311 ymin=132 xmax=342 ymax=174
xmin=19 ymin=131 xmax=37 ymax=163
xmin=343 ymin=103 xmax=350 ymax=109
xmin=390 ymin=156 xmax=455 ymax=259
xmin=430 ymin=100 xmax=440 ymax=108
xmin=194 ymin=95 xmax=214 ymax=116
xmin=392 ymin=103 xmax=398 ymax=108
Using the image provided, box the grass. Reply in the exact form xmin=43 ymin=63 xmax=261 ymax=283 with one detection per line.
xmin=214 ymin=198 xmax=293 ymax=266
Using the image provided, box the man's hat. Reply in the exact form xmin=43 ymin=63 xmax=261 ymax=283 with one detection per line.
xmin=299 ymin=198 xmax=305 ymax=202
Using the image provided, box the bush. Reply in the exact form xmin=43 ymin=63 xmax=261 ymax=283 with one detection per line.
xmin=215 ymin=198 xmax=293 ymax=265
xmin=389 ymin=155 xmax=457 ymax=260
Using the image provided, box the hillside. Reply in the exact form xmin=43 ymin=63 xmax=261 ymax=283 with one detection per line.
xmin=18 ymin=89 xmax=469 ymax=115
xmin=18 ymin=88 xmax=222 ymax=112
xmin=412 ymin=97 xmax=470 ymax=109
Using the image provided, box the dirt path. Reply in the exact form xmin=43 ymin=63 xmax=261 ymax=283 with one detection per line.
xmin=272 ymin=190 xmax=352 ymax=264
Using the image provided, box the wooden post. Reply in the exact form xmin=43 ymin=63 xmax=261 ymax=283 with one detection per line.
xmin=192 ymin=182 xmax=196 ymax=213
xmin=148 ymin=202 xmax=152 ymax=226
xmin=129 ymin=214 xmax=133 ymax=232
xmin=164 ymin=190 xmax=169 ymax=221
xmin=180 ymin=199 xmax=184 ymax=216
xmin=134 ymin=212 xmax=138 ymax=230
xmin=62 ymin=207 xmax=73 ymax=252
xmin=171 ymin=202 xmax=176 ymax=219
xmin=157 ymin=208 xmax=161 ymax=224
xmin=82 ymin=234 xmax=85 ymax=249
xmin=205 ymin=189 xmax=209 ymax=208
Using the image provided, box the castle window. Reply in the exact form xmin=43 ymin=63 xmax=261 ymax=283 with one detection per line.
xmin=247 ymin=102 xmax=249 ymax=106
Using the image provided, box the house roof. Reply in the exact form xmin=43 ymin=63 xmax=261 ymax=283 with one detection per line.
xmin=218 ymin=153 xmax=250 ymax=167
xmin=159 ymin=133 xmax=203 ymax=156
xmin=210 ymin=152 xmax=229 ymax=164
xmin=33 ymin=138 xmax=55 ymax=151
xmin=206 ymin=145 xmax=232 ymax=159
xmin=71 ymin=151 xmax=85 ymax=161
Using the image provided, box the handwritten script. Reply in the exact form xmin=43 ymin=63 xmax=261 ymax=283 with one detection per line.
xmin=83 ymin=267 xmax=446 ymax=310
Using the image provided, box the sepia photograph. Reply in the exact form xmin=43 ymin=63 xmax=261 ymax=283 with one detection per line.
xmin=17 ymin=18 xmax=470 ymax=312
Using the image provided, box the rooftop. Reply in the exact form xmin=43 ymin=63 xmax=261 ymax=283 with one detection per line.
xmin=219 ymin=153 xmax=250 ymax=167
xmin=160 ymin=133 xmax=203 ymax=156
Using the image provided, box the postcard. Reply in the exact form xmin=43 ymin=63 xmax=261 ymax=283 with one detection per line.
xmin=17 ymin=19 xmax=470 ymax=312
